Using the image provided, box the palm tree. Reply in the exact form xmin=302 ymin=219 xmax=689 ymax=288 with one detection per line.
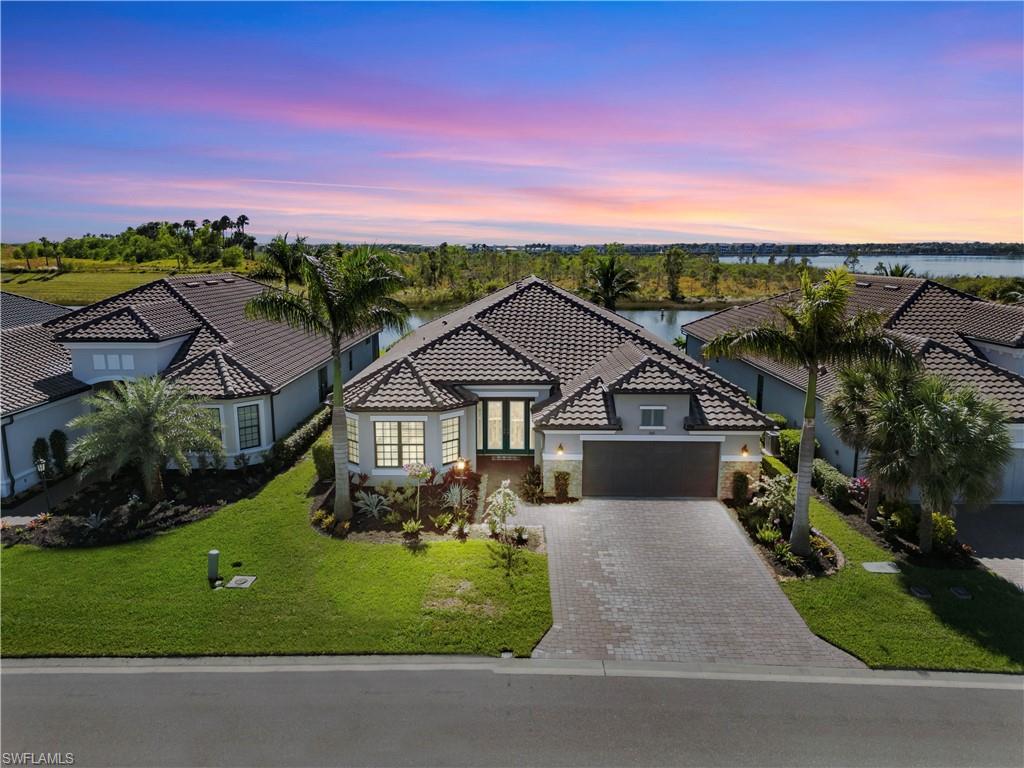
xmin=245 ymin=245 xmax=409 ymax=521
xmin=704 ymin=268 xmax=913 ymax=555
xmin=254 ymin=233 xmax=307 ymax=290
xmin=869 ymin=376 xmax=1011 ymax=553
xmin=874 ymin=262 xmax=916 ymax=277
xmin=583 ymin=253 xmax=640 ymax=311
xmin=827 ymin=362 xmax=921 ymax=520
xmin=67 ymin=377 xmax=223 ymax=503
xmin=235 ymin=214 xmax=249 ymax=235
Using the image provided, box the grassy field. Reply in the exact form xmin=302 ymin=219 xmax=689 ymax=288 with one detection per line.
xmin=0 ymin=459 xmax=552 ymax=657
xmin=782 ymin=497 xmax=1024 ymax=673
xmin=0 ymin=271 xmax=174 ymax=306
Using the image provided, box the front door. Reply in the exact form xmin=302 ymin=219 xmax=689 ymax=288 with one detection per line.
xmin=477 ymin=399 xmax=532 ymax=454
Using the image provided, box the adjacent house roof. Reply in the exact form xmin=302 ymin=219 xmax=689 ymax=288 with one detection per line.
xmin=682 ymin=276 xmax=1024 ymax=422
xmin=1 ymin=293 xmax=70 ymax=329
xmin=347 ymin=276 xmax=771 ymax=432
xmin=2 ymin=274 xmax=373 ymax=415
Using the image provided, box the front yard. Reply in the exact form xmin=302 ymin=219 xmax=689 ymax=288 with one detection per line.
xmin=783 ymin=497 xmax=1024 ymax=673
xmin=1 ymin=459 xmax=552 ymax=657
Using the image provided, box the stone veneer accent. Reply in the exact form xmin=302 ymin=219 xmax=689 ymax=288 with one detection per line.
xmin=718 ymin=460 xmax=762 ymax=500
xmin=543 ymin=458 xmax=582 ymax=499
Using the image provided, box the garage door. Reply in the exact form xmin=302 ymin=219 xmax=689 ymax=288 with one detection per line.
xmin=582 ymin=440 xmax=720 ymax=497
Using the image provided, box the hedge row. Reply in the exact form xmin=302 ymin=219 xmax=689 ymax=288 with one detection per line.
xmin=269 ymin=405 xmax=332 ymax=469
xmin=777 ymin=428 xmax=821 ymax=472
xmin=761 ymin=455 xmax=791 ymax=478
xmin=812 ymin=458 xmax=851 ymax=507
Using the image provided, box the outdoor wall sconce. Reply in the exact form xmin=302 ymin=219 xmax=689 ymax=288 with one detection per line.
xmin=740 ymin=444 xmax=749 ymax=457
xmin=556 ymin=443 xmax=565 ymax=456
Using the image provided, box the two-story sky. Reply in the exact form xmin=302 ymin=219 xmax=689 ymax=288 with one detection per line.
xmin=2 ymin=2 xmax=1022 ymax=244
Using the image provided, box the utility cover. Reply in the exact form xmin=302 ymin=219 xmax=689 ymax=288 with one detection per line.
xmin=225 ymin=576 xmax=256 ymax=589
xmin=910 ymin=585 xmax=932 ymax=599
xmin=862 ymin=561 xmax=900 ymax=573
xmin=949 ymin=586 xmax=972 ymax=600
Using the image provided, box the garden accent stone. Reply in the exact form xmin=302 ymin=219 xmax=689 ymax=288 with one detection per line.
xmin=862 ymin=561 xmax=900 ymax=574
xmin=910 ymin=585 xmax=932 ymax=599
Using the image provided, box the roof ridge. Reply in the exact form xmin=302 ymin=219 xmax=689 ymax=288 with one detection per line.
xmin=215 ymin=347 xmax=274 ymax=391
xmin=403 ymin=357 xmax=443 ymax=408
xmin=694 ymin=385 xmax=773 ymax=426
xmin=161 ymin=280 xmax=229 ymax=343
xmin=536 ymin=376 xmax=605 ymax=424
xmin=884 ymin=279 xmax=959 ymax=331
xmin=52 ymin=304 xmax=157 ymax=342
xmin=919 ymin=337 xmax=1024 ymax=387
xmin=681 ymin=290 xmax=800 ymax=338
xmin=464 ymin=319 xmax=559 ymax=381
xmin=609 ymin=355 xmax=697 ymax=392
xmin=42 ymin=278 xmax=174 ymax=329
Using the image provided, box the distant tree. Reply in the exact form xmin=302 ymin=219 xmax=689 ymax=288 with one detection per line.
xmin=68 ymin=377 xmax=223 ymax=503
xmin=245 ymin=245 xmax=409 ymax=521
xmin=583 ymin=253 xmax=640 ymax=311
xmin=843 ymin=252 xmax=861 ymax=271
xmin=235 ymin=214 xmax=250 ymax=235
xmin=874 ymin=262 xmax=915 ymax=277
xmin=665 ymin=246 xmax=685 ymax=301
xmin=254 ymin=233 xmax=306 ymax=290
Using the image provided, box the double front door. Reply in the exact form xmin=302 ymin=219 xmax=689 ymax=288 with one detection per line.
xmin=477 ymin=399 xmax=532 ymax=454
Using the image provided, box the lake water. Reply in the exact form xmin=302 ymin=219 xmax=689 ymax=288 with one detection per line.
xmin=718 ymin=253 xmax=1023 ymax=278
xmin=380 ymin=307 xmax=713 ymax=350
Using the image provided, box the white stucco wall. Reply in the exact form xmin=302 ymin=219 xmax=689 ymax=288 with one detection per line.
xmin=348 ymin=408 xmax=472 ymax=485
xmin=1 ymin=394 xmax=87 ymax=496
xmin=64 ymin=338 xmax=189 ymax=384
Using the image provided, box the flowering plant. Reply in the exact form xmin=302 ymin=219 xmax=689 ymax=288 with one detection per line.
xmin=848 ymin=476 xmax=870 ymax=505
xmin=403 ymin=462 xmax=433 ymax=482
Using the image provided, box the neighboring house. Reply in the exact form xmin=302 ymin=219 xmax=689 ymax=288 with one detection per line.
xmin=344 ymin=276 xmax=771 ymax=499
xmin=1 ymin=293 xmax=72 ymax=329
xmin=0 ymin=274 xmax=378 ymax=497
xmin=682 ymin=276 xmax=1024 ymax=503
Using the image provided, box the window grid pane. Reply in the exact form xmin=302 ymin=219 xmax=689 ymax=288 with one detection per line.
xmin=374 ymin=421 xmax=399 ymax=467
xmin=401 ymin=421 xmax=425 ymax=465
xmin=347 ymin=418 xmax=360 ymax=464
xmin=237 ymin=404 xmax=261 ymax=449
xmin=441 ymin=417 xmax=460 ymax=464
xmin=640 ymin=408 xmax=665 ymax=428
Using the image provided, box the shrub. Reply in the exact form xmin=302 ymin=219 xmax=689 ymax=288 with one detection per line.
xmin=553 ymin=471 xmax=570 ymax=503
xmin=749 ymin=474 xmax=795 ymax=529
xmin=429 ymin=512 xmax=454 ymax=533
xmin=319 ymin=513 xmax=337 ymax=534
xmin=773 ymin=539 xmax=802 ymax=569
xmin=31 ymin=438 xmax=51 ymax=476
xmin=755 ymin=524 xmax=782 ymax=545
xmin=48 ymin=430 xmax=68 ymax=473
xmin=381 ymin=509 xmax=402 ymax=526
xmin=514 ymin=525 xmax=529 ymax=545
xmin=220 ymin=247 xmax=243 ymax=268
xmin=452 ymin=511 xmax=470 ymax=539
xmin=880 ymin=499 xmax=917 ymax=539
xmin=764 ymin=412 xmax=788 ymax=429
xmin=812 ymin=459 xmax=851 ymax=508
xmin=761 ymin=455 xmax=791 ymax=479
xmin=848 ymin=476 xmax=870 ymax=505
xmin=311 ymin=436 xmax=334 ymax=482
xmin=401 ymin=518 xmax=424 ymax=538
xmin=353 ymin=490 xmax=391 ymax=519
xmin=518 ymin=464 xmax=545 ymax=504
xmin=731 ymin=471 xmax=750 ymax=504
xmin=270 ymin=406 xmax=331 ymax=469
xmin=738 ymin=504 xmax=769 ymax=531
xmin=932 ymin=513 xmax=957 ymax=552
xmin=778 ymin=429 xmax=819 ymax=472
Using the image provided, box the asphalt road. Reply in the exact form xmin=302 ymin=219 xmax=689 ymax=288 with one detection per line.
xmin=2 ymin=659 xmax=1021 ymax=768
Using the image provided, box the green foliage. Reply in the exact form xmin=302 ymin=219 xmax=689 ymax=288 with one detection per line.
xmin=48 ymin=430 xmax=68 ymax=473
xmin=731 ymin=471 xmax=750 ymax=504
xmin=553 ymin=471 xmax=570 ymax=503
xmin=381 ymin=509 xmax=402 ymax=526
xmin=311 ymin=435 xmax=334 ymax=482
xmin=755 ymin=524 xmax=782 ymax=545
xmin=582 ymin=253 xmax=640 ymax=311
xmin=812 ymin=459 xmax=851 ymax=507
xmin=761 ymin=454 xmax=791 ymax=479
xmin=441 ymin=483 xmax=476 ymax=516
xmin=772 ymin=539 xmax=802 ymax=569
xmin=750 ymin=474 xmax=795 ymax=528
xmin=31 ymin=438 xmax=51 ymax=476
xmin=778 ymin=429 xmax=817 ymax=471
xmin=401 ymin=518 xmax=424 ymax=537
xmin=67 ymin=377 xmax=223 ymax=502
xmin=518 ymin=464 xmax=545 ymax=503
xmin=880 ymin=499 xmax=918 ymax=539
xmin=429 ymin=512 xmax=454 ymax=533
xmin=353 ymin=490 xmax=391 ymax=519
xmin=764 ymin=412 xmax=788 ymax=429
xmin=272 ymin=406 xmax=332 ymax=470
xmin=932 ymin=512 xmax=957 ymax=552
xmin=220 ymin=246 xmax=243 ymax=268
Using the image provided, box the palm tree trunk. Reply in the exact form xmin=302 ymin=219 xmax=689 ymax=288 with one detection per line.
xmin=144 ymin=467 xmax=165 ymax=503
xmin=331 ymin=347 xmax=353 ymax=522
xmin=790 ymin=369 xmax=817 ymax=556
xmin=865 ymin=476 xmax=881 ymax=521
xmin=918 ymin=506 xmax=934 ymax=554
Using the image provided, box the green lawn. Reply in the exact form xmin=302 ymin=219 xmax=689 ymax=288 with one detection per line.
xmin=1 ymin=271 xmax=172 ymax=306
xmin=782 ymin=497 xmax=1024 ymax=672
xmin=0 ymin=459 xmax=552 ymax=657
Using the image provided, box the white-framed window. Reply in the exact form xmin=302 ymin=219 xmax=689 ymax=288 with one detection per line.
xmin=441 ymin=416 xmax=460 ymax=464
xmin=347 ymin=418 xmax=360 ymax=464
xmin=640 ymin=406 xmax=667 ymax=429
xmin=374 ymin=421 xmax=424 ymax=468
xmin=106 ymin=354 xmax=121 ymax=370
xmin=237 ymin=403 xmax=262 ymax=450
xmin=92 ymin=354 xmax=106 ymax=370
xmin=121 ymin=354 xmax=135 ymax=371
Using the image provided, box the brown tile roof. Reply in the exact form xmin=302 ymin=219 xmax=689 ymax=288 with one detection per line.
xmin=3 ymin=274 xmax=371 ymax=413
xmin=681 ymin=276 xmax=1024 ymax=421
xmin=1 ymin=293 xmax=70 ymax=329
xmin=349 ymin=276 xmax=770 ymax=431
xmin=0 ymin=324 xmax=89 ymax=415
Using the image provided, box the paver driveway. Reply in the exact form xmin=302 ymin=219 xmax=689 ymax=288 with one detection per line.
xmin=518 ymin=499 xmax=862 ymax=667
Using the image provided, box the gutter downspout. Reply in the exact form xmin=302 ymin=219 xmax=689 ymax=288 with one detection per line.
xmin=269 ymin=392 xmax=278 ymax=443
xmin=1 ymin=416 xmax=15 ymax=498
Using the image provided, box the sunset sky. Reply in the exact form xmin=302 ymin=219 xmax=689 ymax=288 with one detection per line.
xmin=2 ymin=2 xmax=1022 ymax=244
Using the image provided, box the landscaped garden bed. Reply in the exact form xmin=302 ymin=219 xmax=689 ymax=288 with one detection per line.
xmin=0 ymin=457 xmax=553 ymax=658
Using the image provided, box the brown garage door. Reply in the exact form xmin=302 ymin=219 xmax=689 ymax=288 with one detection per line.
xmin=582 ymin=440 xmax=720 ymax=497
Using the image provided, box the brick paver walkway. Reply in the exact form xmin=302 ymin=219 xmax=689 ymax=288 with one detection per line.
xmin=518 ymin=499 xmax=863 ymax=667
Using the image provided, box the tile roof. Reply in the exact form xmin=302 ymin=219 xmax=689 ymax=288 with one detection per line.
xmin=1 ymin=293 xmax=70 ymax=329
xmin=0 ymin=324 xmax=89 ymax=415
xmin=3 ymin=273 xmax=372 ymax=414
xmin=681 ymin=276 xmax=1024 ymax=421
xmin=348 ymin=276 xmax=770 ymax=431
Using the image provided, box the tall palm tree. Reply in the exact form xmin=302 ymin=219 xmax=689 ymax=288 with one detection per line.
xmin=68 ymin=377 xmax=223 ymax=503
xmin=827 ymin=362 xmax=921 ymax=520
xmin=235 ymin=214 xmax=249 ymax=235
xmin=255 ymin=233 xmax=307 ymax=290
xmin=583 ymin=253 xmax=640 ymax=311
xmin=245 ymin=245 xmax=409 ymax=520
xmin=704 ymin=268 xmax=913 ymax=555
xmin=869 ymin=376 xmax=1011 ymax=553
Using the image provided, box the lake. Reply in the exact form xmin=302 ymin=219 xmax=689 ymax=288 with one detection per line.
xmin=380 ymin=307 xmax=713 ymax=350
xmin=717 ymin=253 xmax=1023 ymax=278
